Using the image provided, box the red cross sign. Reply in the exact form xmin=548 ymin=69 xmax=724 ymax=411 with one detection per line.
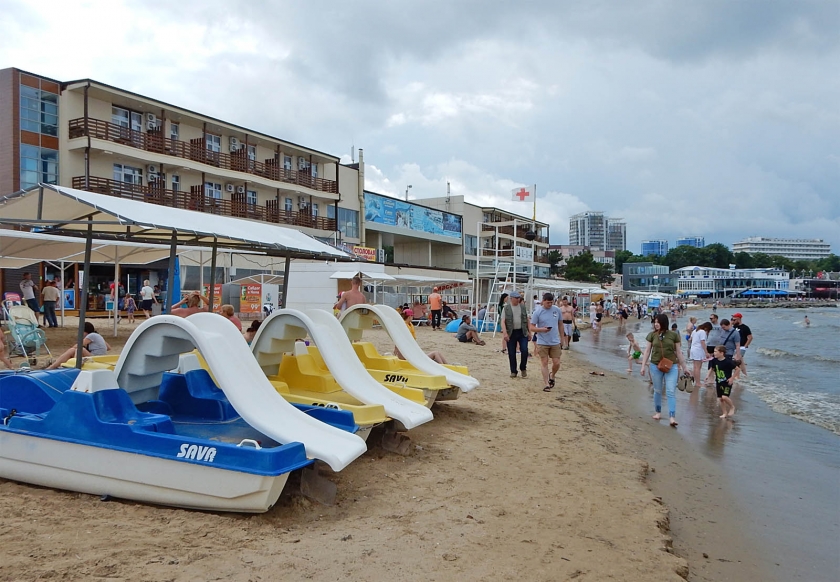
xmin=511 ymin=185 xmax=533 ymax=201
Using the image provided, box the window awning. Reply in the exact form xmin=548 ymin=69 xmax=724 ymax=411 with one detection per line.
xmin=0 ymin=184 xmax=351 ymax=260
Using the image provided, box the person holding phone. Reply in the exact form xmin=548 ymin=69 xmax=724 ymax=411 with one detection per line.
xmin=530 ymin=292 xmax=563 ymax=392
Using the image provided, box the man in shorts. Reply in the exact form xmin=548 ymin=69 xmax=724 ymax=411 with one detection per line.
xmin=428 ymin=287 xmax=443 ymax=330
xmin=530 ymin=293 xmax=562 ymax=392
xmin=731 ymin=313 xmax=752 ymax=377
xmin=560 ymin=297 xmax=574 ymax=350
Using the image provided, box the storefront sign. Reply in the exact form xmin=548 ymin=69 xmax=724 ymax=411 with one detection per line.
xmin=240 ymin=284 xmax=262 ymax=314
xmin=203 ymin=284 xmax=223 ymax=313
xmin=352 ymin=246 xmax=377 ymax=262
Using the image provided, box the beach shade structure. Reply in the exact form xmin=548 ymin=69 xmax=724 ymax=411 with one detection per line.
xmin=331 ymin=270 xmax=397 ymax=303
xmin=0 ymin=184 xmax=353 ymax=368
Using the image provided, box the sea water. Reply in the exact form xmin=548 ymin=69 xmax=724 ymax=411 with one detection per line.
xmin=571 ymin=306 xmax=840 ymax=581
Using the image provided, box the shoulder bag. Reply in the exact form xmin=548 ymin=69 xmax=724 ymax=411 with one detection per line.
xmin=657 ymin=333 xmax=674 ymax=372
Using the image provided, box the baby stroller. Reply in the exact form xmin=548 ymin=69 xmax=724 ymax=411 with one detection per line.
xmin=3 ymin=295 xmax=51 ymax=367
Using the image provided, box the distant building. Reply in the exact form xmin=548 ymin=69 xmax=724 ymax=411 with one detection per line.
xmin=641 ymin=240 xmax=669 ymax=257
xmin=622 ymin=262 xmax=676 ymax=294
xmin=732 ymin=237 xmax=831 ymax=261
xmin=569 ymin=211 xmax=607 ymax=250
xmin=606 ymin=218 xmax=627 ymax=252
xmin=673 ymin=266 xmax=789 ymax=298
xmin=676 ymin=236 xmax=705 ymax=248
xmin=549 ymin=245 xmax=615 ymax=266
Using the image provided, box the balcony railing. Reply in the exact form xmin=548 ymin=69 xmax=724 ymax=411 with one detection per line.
xmin=479 ymin=247 xmax=550 ymax=263
xmin=73 ymin=176 xmax=337 ymax=231
xmin=480 ymin=223 xmax=548 ymax=244
xmin=69 ymin=117 xmax=338 ymax=194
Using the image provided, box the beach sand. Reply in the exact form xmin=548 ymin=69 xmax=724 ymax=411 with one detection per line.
xmin=0 ymin=316 xmax=773 ymax=581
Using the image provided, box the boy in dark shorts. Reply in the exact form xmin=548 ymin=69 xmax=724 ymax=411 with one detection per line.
xmin=711 ymin=345 xmax=737 ymax=419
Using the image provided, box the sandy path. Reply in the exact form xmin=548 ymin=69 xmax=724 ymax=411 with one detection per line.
xmin=1 ymin=318 xmax=691 ymax=581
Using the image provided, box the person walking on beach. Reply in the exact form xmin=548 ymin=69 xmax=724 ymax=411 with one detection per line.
xmin=706 ymin=318 xmax=740 ymax=384
xmin=501 ymin=291 xmax=529 ymax=379
xmin=40 ymin=280 xmax=60 ymax=328
xmin=497 ymin=292 xmax=509 ymax=352
xmin=125 ymin=295 xmax=137 ymax=324
xmin=640 ymin=314 xmax=687 ymax=427
xmin=428 ymin=287 xmax=443 ymax=330
xmin=705 ymin=313 xmax=722 ymax=381
xmin=560 ymin=297 xmax=574 ymax=350
xmin=689 ymin=322 xmax=712 ymax=387
xmin=140 ymin=280 xmax=157 ymax=319
xmin=711 ymin=345 xmax=737 ymax=419
xmin=19 ymin=272 xmax=40 ymax=321
xmin=334 ymin=276 xmax=366 ymax=313
xmin=531 ymin=292 xmax=562 ymax=392
xmin=731 ymin=313 xmax=753 ymax=378
xmin=626 ymin=332 xmax=642 ymax=373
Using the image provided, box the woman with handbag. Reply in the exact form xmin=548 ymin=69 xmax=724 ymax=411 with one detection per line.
xmin=640 ymin=313 xmax=688 ymax=427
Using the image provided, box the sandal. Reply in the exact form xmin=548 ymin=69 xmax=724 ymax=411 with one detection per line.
xmin=543 ymin=386 xmax=552 ymax=392
xmin=589 ymin=371 xmax=605 ymax=376
xmin=548 ymin=376 xmax=555 ymax=388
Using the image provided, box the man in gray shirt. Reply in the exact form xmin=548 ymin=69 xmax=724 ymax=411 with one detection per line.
xmin=530 ymin=293 xmax=563 ymax=392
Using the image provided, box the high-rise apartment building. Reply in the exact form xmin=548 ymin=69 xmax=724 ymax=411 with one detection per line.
xmin=569 ymin=211 xmax=607 ymax=250
xmin=0 ymin=67 xmax=362 ymax=245
xmin=606 ymin=218 xmax=627 ymax=252
xmin=676 ymin=236 xmax=705 ymax=248
xmin=732 ymin=237 xmax=831 ymax=261
xmin=641 ymin=240 xmax=669 ymax=257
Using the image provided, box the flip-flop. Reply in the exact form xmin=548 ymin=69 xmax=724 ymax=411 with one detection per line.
xmin=543 ymin=386 xmax=552 ymax=392
xmin=589 ymin=372 xmax=605 ymax=376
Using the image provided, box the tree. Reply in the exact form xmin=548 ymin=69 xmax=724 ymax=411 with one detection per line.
xmin=614 ymin=249 xmax=634 ymax=273
xmin=562 ymin=251 xmax=609 ymax=283
xmin=547 ymin=250 xmax=562 ymax=276
xmin=733 ymin=252 xmax=754 ymax=269
xmin=700 ymin=243 xmax=734 ymax=269
xmin=751 ymin=253 xmax=774 ymax=268
xmin=816 ymin=254 xmax=840 ymax=273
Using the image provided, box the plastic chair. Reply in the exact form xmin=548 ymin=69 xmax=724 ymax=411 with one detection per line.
xmin=3 ymin=303 xmax=51 ymax=366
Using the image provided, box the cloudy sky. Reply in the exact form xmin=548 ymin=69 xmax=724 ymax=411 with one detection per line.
xmin=2 ymin=0 xmax=838 ymax=252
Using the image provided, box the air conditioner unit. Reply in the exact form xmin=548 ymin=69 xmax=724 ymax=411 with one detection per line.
xmin=146 ymin=120 xmax=157 ymax=130
xmin=147 ymin=164 xmax=159 ymax=174
xmin=225 ymin=183 xmax=235 ymax=193
xmin=146 ymin=113 xmax=157 ymax=123
xmin=236 ymin=186 xmax=246 ymax=194
xmin=229 ymin=143 xmax=240 ymax=152
xmin=229 ymin=137 xmax=240 ymax=147
xmin=297 ymin=156 xmax=307 ymax=170
xmin=299 ymin=201 xmax=308 ymax=209
xmin=298 ymin=195 xmax=306 ymax=203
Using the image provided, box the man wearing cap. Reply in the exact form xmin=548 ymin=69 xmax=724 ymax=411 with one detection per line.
xmin=530 ymin=292 xmax=563 ymax=392
xmin=429 ymin=287 xmax=443 ymax=330
xmin=731 ymin=313 xmax=752 ymax=378
xmin=501 ymin=291 xmax=529 ymax=379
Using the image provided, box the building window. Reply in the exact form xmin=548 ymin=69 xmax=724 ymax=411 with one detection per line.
xmin=20 ymin=145 xmax=58 ymax=189
xmin=113 ymin=163 xmax=143 ymax=185
xmin=464 ymin=235 xmax=477 ymax=256
xmin=284 ymin=197 xmax=293 ymax=212
xmin=246 ymin=189 xmax=258 ymax=206
xmin=171 ymin=175 xmax=180 ymax=192
xmin=111 ymin=106 xmax=142 ymax=132
xmin=311 ymin=163 xmax=318 ymax=178
xmin=311 ymin=203 xmax=319 ymax=217
xmin=465 ymin=259 xmax=477 ymax=272
xmin=20 ymin=85 xmax=58 ymax=136
xmin=205 ymin=134 xmax=221 ymax=152
xmin=170 ymin=123 xmax=179 ymax=140
xmin=283 ymin=155 xmax=292 ymax=171
xmin=247 ymin=145 xmax=257 ymax=162
xmin=204 ymin=182 xmax=222 ymax=199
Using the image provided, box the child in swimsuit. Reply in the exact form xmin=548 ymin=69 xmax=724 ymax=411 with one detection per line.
xmin=626 ymin=332 xmax=642 ymax=372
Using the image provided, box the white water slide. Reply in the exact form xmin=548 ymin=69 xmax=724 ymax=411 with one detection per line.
xmin=113 ymin=314 xmax=367 ymax=472
xmin=340 ymin=305 xmax=480 ymax=393
xmin=251 ymin=309 xmax=434 ymax=430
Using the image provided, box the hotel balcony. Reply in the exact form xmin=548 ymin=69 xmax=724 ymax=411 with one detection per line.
xmin=479 ymin=247 xmax=550 ymax=263
xmin=68 ymin=118 xmax=338 ymax=195
xmin=72 ymin=176 xmax=337 ymax=231
xmin=480 ymin=223 xmax=548 ymax=244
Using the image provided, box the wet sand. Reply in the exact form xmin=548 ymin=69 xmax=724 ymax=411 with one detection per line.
xmin=0 ymin=316 xmax=781 ymax=581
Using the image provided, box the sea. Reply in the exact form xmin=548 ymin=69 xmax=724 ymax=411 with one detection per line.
xmin=572 ymin=306 xmax=840 ymax=582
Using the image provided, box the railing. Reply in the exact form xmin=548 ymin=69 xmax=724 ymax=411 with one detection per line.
xmin=69 ymin=117 xmax=338 ymax=194
xmin=480 ymin=223 xmax=548 ymax=243
xmin=480 ymin=247 xmax=550 ymax=263
xmin=72 ymin=176 xmax=337 ymax=231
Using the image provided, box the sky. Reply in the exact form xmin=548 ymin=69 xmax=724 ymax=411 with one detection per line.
xmin=2 ymin=0 xmax=838 ymax=253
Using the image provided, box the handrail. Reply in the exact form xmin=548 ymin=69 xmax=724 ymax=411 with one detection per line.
xmin=69 ymin=117 xmax=338 ymax=194
xmin=72 ymin=176 xmax=337 ymax=231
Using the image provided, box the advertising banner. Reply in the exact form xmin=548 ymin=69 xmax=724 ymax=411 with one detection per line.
xmin=203 ymin=284 xmax=223 ymax=313
xmin=363 ymin=192 xmax=462 ymax=239
xmin=240 ymin=284 xmax=263 ymax=314
xmin=352 ymin=246 xmax=377 ymax=262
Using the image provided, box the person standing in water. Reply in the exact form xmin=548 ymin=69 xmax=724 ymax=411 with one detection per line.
xmin=804 ymin=315 xmax=810 ymax=327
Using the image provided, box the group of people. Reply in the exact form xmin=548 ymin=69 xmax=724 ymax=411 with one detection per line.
xmin=628 ymin=311 xmax=754 ymax=426
xmin=18 ymin=272 xmax=63 ymax=328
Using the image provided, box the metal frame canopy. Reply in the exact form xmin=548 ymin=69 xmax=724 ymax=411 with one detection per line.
xmin=0 ymin=184 xmax=352 ymax=367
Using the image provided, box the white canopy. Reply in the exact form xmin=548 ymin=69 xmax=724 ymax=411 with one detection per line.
xmin=0 ymin=184 xmax=350 ymax=260
xmin=330 ymin=270 xmax=397 ymax=281
xmin=389 ymin=274 xmax=471 ymax=286
xmin=0 ymin=229 xmax=192 ymax=269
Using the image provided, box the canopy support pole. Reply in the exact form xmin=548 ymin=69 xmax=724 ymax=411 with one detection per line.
xmin=166 ymin=231 xmax=177 ymax=313
xmin=198 ymin=251 xmax=204 ymax=296
xmin=60 ymin=260 xmax=65 ymax=328
xmin=208 ymin=238 xmax=218 ymax=312
xmin=281 ymin=254 xmax=291 ymax=308
xmin=75 ymin=220 xmax=93 ymax=369
xmin=112 ymin=246 xmax=120 ymax=337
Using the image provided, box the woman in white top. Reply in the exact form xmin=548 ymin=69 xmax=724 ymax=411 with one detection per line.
xmin=689 ymin=322 xmax=712 ymax=387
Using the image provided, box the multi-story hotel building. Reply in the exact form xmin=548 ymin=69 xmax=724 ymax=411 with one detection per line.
xmin=672 ymin=266 xmax=789 ymax=298
xmin=732 ymin=237 xmax=831 ymax=261
xmin=0 ymin=67 xmax=362 ymax=246
xmin=641 ymin=239 xmax=669 ymax=257
xmin=676 ymin=236 xmax=705 ymax=248
xmin=606 ymin=218 xmax=627 ymax=252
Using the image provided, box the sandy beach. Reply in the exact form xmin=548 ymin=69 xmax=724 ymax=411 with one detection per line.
xmin=0 ymin=316 xmax=776 ymax=581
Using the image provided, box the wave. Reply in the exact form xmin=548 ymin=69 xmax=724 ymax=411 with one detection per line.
xmin=755 ymin=347 xmax=840 ymax=364
xmin=743 ymin=379 xmax=840 ymax=435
